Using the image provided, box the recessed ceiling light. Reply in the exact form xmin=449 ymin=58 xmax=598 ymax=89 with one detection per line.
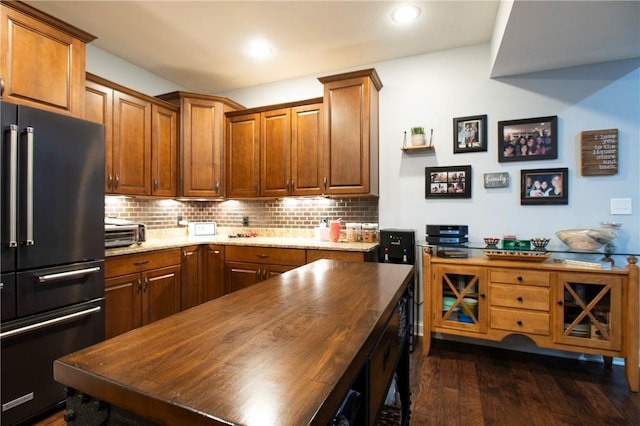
xmin=391 ymin=5 xmax=421 ymax=23
xmin=247 ymin=39 xmax=273 ymax=59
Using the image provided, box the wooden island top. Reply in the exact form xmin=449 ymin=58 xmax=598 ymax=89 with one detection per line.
xmin=54 ymin=259 xmax=414 ymax=425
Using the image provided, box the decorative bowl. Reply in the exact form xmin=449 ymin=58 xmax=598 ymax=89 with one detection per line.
xmin=483 ymin=237 xmax=500 ymax=246
xmin=530 ymin=237 xmax=550 ymax=249
xmin=555 ymin=228 xmax=616 ymax=251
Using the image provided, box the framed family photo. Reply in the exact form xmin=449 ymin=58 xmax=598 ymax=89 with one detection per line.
xmin=498 ymin=116 xmax=557 ymax=162
xmin=425 ymin=165 xmax=472 ymax=199
xmin=453 ymin=115 xmax=487 ymax=153
xmin=520 ymin=167 xmax=568 ymax=205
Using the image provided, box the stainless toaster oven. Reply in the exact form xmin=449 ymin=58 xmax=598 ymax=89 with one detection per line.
xmin=104 ymin=218 xmax=145 ymax=248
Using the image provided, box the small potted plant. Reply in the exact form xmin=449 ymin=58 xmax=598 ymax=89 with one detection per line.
xmin=411 ymin=126 xmax=426 ymax=146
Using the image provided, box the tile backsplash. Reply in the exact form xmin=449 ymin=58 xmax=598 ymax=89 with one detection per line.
xmin=105 ymin=197 xmax=379 ymax=230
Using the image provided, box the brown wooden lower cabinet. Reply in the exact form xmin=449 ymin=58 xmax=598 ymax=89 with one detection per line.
xmin=105 ymin=245 xmax=376 ymax=337
xmin=180 ymin=245 xmax=202 ymax=310
xmin=104 ymin=249 xmax=181 ymax=339
xmin=224 ymin=246 xmax=306 ymax=294
xmin=203 ymin=244 xmax=225 ymax=302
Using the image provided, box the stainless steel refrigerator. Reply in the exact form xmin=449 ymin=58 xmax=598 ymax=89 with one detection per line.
xmin=1 ymin=101 xmax=106 ymax=425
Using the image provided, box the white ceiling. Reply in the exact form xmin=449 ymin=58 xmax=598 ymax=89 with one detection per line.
xmin=24 ymin=1 xmax=640 ymax=93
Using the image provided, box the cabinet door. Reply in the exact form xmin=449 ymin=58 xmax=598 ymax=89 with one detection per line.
xmin=105 ymin=273 xmax=142 ymax=339
xmin=204 ymin=245 xmax=225 ymax=302
xmin=0 ymin=5 xmax=85 ymax=116
xmin=84 ymin=79 xmax=114 ymax=193
xmin=261 ymin=108 xmax=291 ymax=197
xmin=182 ymin=97 xmax=225 ymax=197
xmin=432 ymin=264 xmax=487 ymax=333
xmin=180 ymin=246 xmax=201 ymax=310
xmin=321 ymin=76 xmax=377 ymax=195
xmin=554 ymin=272 xmax=622 ymax=351
xmin=151 ymin=104 xmax=178 ymax=197
xmin=142 ymin=265 xmax=181 ymax=325
xmin=264 ymin=264 xmax=297 ymax=281
xmin=113 ymin=90 xmax=151 ymax=195
xmin=224 ymin=261 xmax=261 ymax=294
xmin=226 ymin=113 xmax=260 ymax=198
xmin=291 ymin=103 xmax=323 ymax=196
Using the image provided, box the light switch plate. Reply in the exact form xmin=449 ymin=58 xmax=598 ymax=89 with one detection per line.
xmin=610 ymin=198 xmax=632 ymax=215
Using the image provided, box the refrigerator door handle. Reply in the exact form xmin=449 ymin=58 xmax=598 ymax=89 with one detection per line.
xmin=37 ymin=266 xmax=102 ymax=284
xmin=8 ymin=124 xmax=18 ymax=247
xmin=0 ymin=306 xmax=101 ymax=339
xmin=25 ymin=127 xmax=35 ymax=246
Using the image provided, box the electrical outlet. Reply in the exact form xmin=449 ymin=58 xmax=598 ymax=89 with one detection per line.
xmin=242 ymin=216 xmax=249 ymax=226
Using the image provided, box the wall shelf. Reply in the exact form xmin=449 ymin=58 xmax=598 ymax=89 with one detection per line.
xmin=401 ymin=145 xmax=435 ymax=152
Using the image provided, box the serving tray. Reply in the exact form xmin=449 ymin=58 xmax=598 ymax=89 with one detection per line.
xmin=482 ymin=249 xmax=549 ymax=262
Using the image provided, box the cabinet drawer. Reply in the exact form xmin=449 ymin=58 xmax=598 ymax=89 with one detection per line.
xmin=490 ymin=283 xmax=549 ymax=311
xmin=369 ymin=310 xmax=400 ymax=423
xmin=490 ymin=307 xmax=549 ymax=336
xmin=106 ymin=249 xmax=181 ymax=278
xmin=225 ymin=246 xmax=306 ymax=266
xmin=306 ymin=249 xmax=365 ymax=263
xmin=489 ymin=269 xmax=549 ymax=287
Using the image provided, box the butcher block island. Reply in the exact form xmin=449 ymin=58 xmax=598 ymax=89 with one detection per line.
xmin=54 ymin=260 xmax=414 ymax=425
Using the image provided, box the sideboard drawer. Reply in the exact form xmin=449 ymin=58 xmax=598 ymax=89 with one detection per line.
xmin=489 ymin=269 xmax=550 ymax=287
xmin=490 ymin=307 xmax=550 ymax=336
xmin=490 ymin=283 xmax=550 ymax=311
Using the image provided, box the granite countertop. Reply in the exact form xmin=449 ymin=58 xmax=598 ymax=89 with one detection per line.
xmin=105 ymin=227 xmax=379 ymax=257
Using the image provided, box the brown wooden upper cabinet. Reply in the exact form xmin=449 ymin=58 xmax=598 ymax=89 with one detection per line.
xmin=157 ymin=92 xmax=244 ymax=198
xmin=226 ymin=112 xmax=260 ymax=198
xmin=84 ymin=74 xmax=178 ymax=196
xmin=0 ymin=1 xmax=95 ymax=116
xmin=318 ymin=69 xmax=382 ymax=196
xmin=263 ymin=103 xmax=324 ymax=197
xmin=225 ymin=99 xmax=323 ymax=198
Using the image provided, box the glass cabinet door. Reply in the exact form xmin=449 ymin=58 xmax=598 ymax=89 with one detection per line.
xmin=554 ymin=272 xmax=622 ymax=351
xmin=433 ymin=265 xmax=487 ymax=333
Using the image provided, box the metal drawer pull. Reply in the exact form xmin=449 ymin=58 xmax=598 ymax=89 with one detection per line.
xmin=38 ymin=266 xmax=101 ymax=283
xmin=0 ymin=306 xmax=101 ymax=339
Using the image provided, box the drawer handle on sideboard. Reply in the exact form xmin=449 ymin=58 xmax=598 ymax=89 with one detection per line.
xmin=517 ymin=296 xmax=523 ymax=302
xmin=256 ymin=254 xmax=269 ymax=259
xmin=517 ymin=276 xmax=523 ymax=282
xmin=516 ymin=320 xmax=523 ymax=326
xmin=133 ymin=260 xmax=149 ymax=266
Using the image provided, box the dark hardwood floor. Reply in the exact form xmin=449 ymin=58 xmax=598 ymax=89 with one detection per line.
xmin=410 ymin=338 xmax=640 ymax=426
xmin=33 ymin=337 xmax=640 ymax=425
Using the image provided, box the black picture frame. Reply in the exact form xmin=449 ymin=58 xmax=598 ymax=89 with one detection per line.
xmin=453 ymin=114 xmax=487 ymax=153
xmin=425 ymin=165 xmax=472 ymax=199
xmin=498 ymin=115 xmax=558 ymax=162
xmin=520 ymin=167 xmax=568 ymax=205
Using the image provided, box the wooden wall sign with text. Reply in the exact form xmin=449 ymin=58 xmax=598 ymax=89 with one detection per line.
xmin=581 ymin=129 xmax=618 ymax=176
xmin=483 ymin=172 xmax=509 ymax=188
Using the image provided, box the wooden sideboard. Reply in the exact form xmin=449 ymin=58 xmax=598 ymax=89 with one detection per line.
xmin=422 ymin=246 xmax=639 ymax=392
xmin=55 ymin=260 xmax=413 ymax=425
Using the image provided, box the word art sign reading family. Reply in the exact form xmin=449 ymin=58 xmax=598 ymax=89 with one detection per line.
xmin=581 ymin=129 xmax=618 ymax=176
